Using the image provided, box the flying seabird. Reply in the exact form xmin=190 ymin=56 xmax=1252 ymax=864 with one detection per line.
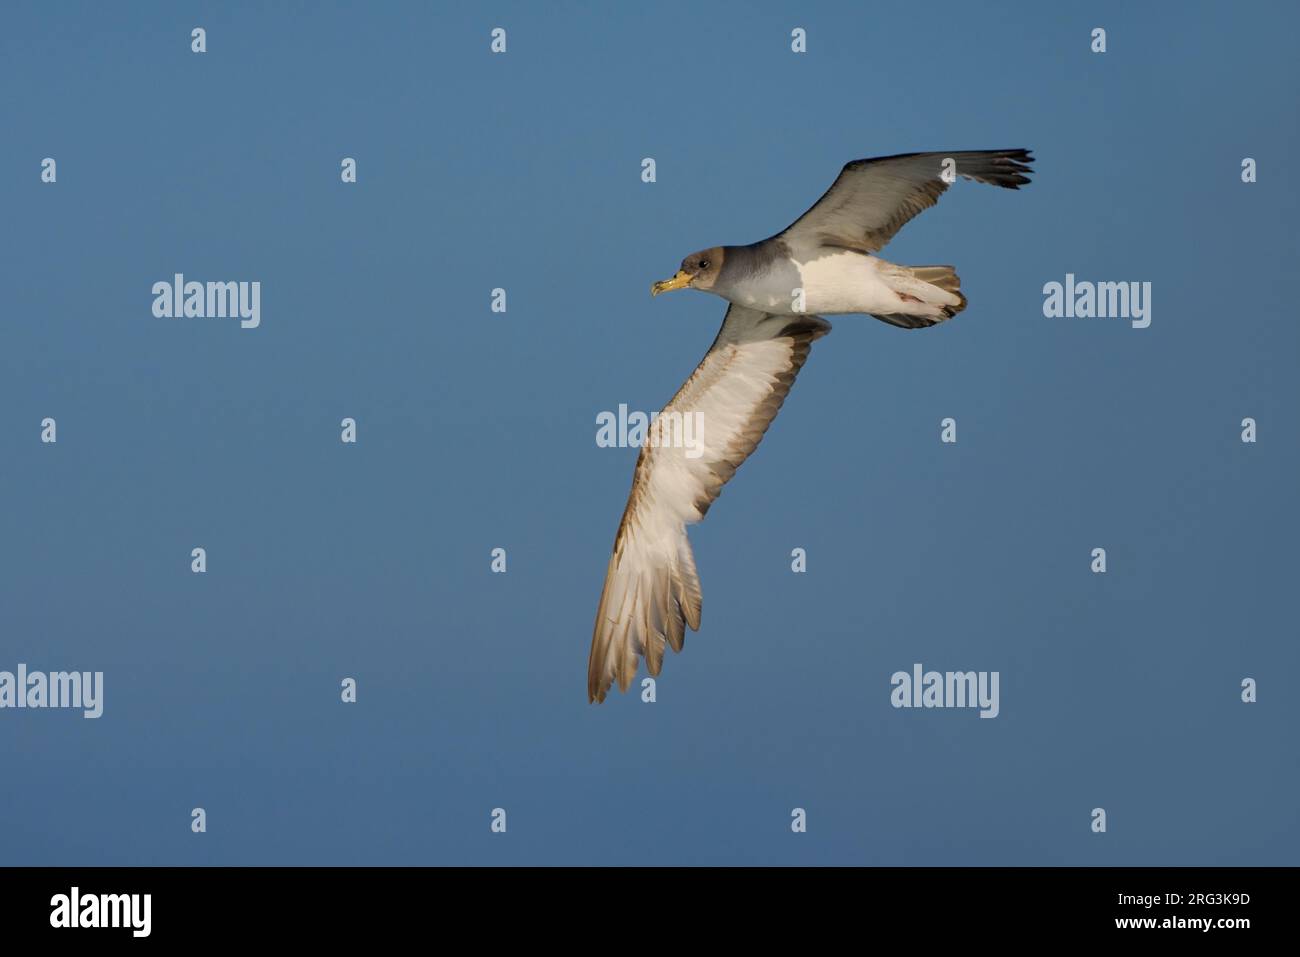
xmin=588 ymin=149 xmax=1034 ymax=703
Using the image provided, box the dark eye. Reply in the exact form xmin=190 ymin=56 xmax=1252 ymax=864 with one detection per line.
xmin=699 ymin=259 xmax=710 ymax=270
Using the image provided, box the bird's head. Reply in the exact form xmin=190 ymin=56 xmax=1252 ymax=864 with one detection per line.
xmin=652 ymin=247 xmax=725 ymax=296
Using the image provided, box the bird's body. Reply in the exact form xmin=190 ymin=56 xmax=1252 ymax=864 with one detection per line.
xmin=589 ymin=149 xmax=1034 ymax=703
xmin=718 ymin=243 xmax=961 ymax=323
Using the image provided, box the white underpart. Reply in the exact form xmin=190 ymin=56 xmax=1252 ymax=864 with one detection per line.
xmin=795 ymin=251 xmax=902 ymax=315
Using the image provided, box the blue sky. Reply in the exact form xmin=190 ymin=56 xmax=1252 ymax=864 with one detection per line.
xmin=1 ymin=0 xmax=1296 ymax=865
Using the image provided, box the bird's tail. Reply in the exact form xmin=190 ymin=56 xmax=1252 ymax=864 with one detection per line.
xmin=871 ymin=264 xmax=967 ymax=329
